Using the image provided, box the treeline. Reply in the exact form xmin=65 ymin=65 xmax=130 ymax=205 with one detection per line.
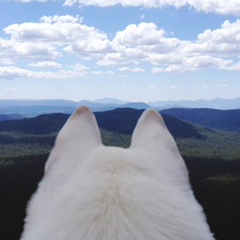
xmin=185 ymin=157 xmax=240 ymax=240
xmin=0 ymin=132 xmax=56 ymax=145
xmin=0 ymin=154 xmax=47 ymax=240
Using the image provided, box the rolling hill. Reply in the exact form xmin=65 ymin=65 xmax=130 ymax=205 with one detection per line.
xmin=0 ymin=108 xmax=208 ymax=139
xmin=161 ymin=108 xmax=240 ymax=132
xmin=0 ymin=114 xmax=24 ymax=121
xmin=0 ymin=108 xmax=239 ymax=160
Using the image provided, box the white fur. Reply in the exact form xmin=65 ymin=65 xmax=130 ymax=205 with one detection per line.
xmin=21 ymin=106 xmax=215 ymax=240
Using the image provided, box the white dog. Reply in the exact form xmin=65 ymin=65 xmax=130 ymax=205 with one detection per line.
xmin=21 ymin=106 xmax=214 ymax=240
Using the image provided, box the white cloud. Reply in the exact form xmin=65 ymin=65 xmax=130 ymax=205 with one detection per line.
xmin=111 ymin=20 xmax=240 ymax=72
xmin=164 ymin=65 xmax=186 ymax=73
xmin=91 ymin=70 xmax=114 ymax=75
xmin=113 ymin=23 xmax=165 ymax=47
xmin=63 ymin=0 xmax=240 ymax=16
xmin=186 ymin=20 xmax=240 ymax=55
xmin=29 ymin=61 xmax=62 ymax=69
xmin=2 ymin=15 xmax=111 ymax=63
xmin=152 ymin=55 xmax=236 ymax=73
xmin=184 ymin=55 xmax=233 ymax=70
xmin=152 ymin=65 xmax=188 ymax=73
xmin=0 ymin=64 xmax=88 ymax=80
xmin=71 ymin=63 xmax=89 ymax=72
xmin=99 ymin=22 xmax=186 ymax=67
xmin=198 ymin=20 xmax=240 ymax=44
xmin=0 ymin=66 xmax=33 ymax=80
xmin=118 ymin=67 xmax=145 ymax=73
xmin=0 ymin=37 xmax=59 ymax=62
xmin=7 ymin=0 xmax=240 ymax=16
xmin=1 ymin=15 xmax=240 ymax=75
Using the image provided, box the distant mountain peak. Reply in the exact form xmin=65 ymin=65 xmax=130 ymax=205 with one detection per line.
xmin=119 ymin=102 xmax=150 ymax=110
xmin=93 ymin=98 xmax=128 ymax=105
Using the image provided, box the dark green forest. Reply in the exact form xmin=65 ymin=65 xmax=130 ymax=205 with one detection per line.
xmin=0 ymin=108 xmax=240 ymax=240
xmin=162 ymin=108 xmax=240 ymax=132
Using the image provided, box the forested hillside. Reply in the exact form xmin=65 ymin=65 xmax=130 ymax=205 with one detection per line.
xmin=0 ymin=108 xmax=240 ymax=240
xmin=161 ymin=108 xmax=240 ymax=132
xmin=1 ymin=108 xmax=239 ymax=160
xmin=0 ymin=114 xmax=24 ymax=121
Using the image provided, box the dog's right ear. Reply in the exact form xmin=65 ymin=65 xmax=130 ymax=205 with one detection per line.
xmin=45 ymin=106 xmax=101 ymax=173
xmin=130 ymin=109 xmax=172 ymax=151
xmin=130 ymin=109 xmax=189 ymax=183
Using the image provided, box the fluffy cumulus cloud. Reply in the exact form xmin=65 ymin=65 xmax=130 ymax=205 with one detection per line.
xmin=98 ymin=22 xmax=187 ymax=67
xmin=99 ymin=20 xmax=240 ymax=72
xmin=0 ymin=37 xmax=59 ymax=61
xmin=0 ymin=15 xmax=112 ymax=79
xmin=63 ymin=0 xmax=240 ymax=16
xmin=187 ymin=20 xmax=240 ymax=54
xmin=4 ymin=15 xmax=111 ymax=58
xmin=1 ymin=14 xmax=240 ymax=80
xmin=114 ymin=23 xmax=165 ymax=47
xmin=10 ymin=0 xmax=240 ymax=16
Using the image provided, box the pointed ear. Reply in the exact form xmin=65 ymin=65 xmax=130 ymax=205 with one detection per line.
xmin=131 ymin=109 xmax=171 ymax=149
xmin=56 ymin=106 xmax=101 ymax=147
xmin=130 ymin=109 xmax=188 ymax=181
xmin=45 ymin=106 xmax=101 ymax=172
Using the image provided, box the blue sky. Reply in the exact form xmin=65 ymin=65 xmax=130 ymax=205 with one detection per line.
xmin=0 ymin=0 xmax=240 ymax=102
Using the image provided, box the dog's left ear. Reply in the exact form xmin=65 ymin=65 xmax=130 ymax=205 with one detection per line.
xmin=45 ymin=106 xmax=101 ymax=173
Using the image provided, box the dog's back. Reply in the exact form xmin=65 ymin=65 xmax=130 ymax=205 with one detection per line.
xmin=21 ymin=106 xmax=215 ymax=240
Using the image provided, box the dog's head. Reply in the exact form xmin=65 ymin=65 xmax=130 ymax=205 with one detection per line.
xmin=21 ymin=106 xmax=214 ymax=240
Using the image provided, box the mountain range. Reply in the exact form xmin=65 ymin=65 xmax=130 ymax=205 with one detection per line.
xmin=0 ymin=97 xmax=239 ymax=118
xmin=0 ymin=108 xmax=239 ymax=161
